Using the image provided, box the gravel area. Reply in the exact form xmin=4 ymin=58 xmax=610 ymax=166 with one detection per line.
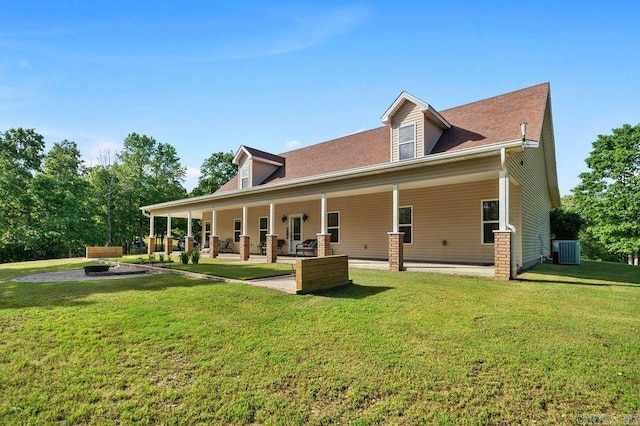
xmin=12 ymin=265 xmax=153 ymax=282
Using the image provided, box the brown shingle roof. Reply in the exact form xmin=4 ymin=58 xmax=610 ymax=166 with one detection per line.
xmin=433 ymin=82 xmax=549 ymax=153
xmin=216 ymin=83 xmax=550 ymax=194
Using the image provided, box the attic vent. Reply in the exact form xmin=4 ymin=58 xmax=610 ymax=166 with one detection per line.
xmin=552 ymin=240 xmax=580 ymax=265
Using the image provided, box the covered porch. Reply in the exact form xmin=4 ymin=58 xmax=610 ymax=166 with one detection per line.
xmin=142 ymin=152 xmax=521 ymax=280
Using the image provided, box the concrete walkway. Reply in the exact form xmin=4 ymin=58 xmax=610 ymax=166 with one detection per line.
xmin=215 ymin=253 xmax=494 ymax=278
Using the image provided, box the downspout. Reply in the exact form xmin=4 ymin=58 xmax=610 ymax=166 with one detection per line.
xmin=500 ymin=147 xmax=518 ymax=279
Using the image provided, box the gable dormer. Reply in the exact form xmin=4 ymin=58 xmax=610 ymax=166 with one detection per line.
xmin=381 ymin=91 xmax=451 ymax=161
xmin=232 ymin=146 xmax=285 ymax=189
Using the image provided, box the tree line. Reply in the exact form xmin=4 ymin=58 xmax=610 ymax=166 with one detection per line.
xmin=0 ymin=128 xmax=236 ymax=263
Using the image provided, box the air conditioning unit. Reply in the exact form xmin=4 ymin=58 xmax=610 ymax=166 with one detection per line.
xmin=552 ymin=240 xmax=580 ymax=265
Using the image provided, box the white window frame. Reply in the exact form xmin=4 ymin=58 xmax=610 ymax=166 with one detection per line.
xmin=240 ymin=164 xmax=250 ymax=189
xmin=234 ymin=218 xmax=242 ymax=242
xmin=398 ymin=123 xmax=416 ymax=161
xmin=327 ymin=211 xmax=340 ymax=244
xmin=258 ymin=216 xmax=268 ymax=244
xmin=481 ymin=199 xmax=499 ymax=245
xmin=398 ymin=205 xmax=413 ymax=244
xmin=204 ymin=221 xmax=211 ymax=248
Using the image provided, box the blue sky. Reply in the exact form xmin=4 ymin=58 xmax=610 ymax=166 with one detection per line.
xmin=1 ymin=0 xmax=639 ymax=195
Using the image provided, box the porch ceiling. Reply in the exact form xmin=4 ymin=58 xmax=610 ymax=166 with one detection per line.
xmin=155 ymin=169 xmax=500 ymax=219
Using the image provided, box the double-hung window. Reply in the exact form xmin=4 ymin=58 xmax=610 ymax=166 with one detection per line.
xmin=482 ymin=200 xmax=499 ymax=244
xmin=399 ymin=206 xmax=412 ymax=244
xmin=327 ymin=212 xmax=340 ymax=243
xmin=398 ymin=124 xmax=416 ymax=160
xmin=234 ymin=219 xmax=242 ymax=242
xmin=240 ymin=165 xmax=250 ymax=189
xmin=259 ymin=217 xmax=268 ymax=244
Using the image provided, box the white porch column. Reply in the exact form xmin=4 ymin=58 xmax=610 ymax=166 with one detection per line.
xmin=320 ymin=193 xmax=327 ymax=234
xmin=242 ymin=204 xmax=248 ymax=235
xmin=187 ymin=210 xmax=192 ymax=237
xmin=149 ymin=215 xmax=155 ymax=237
xmin=269 ymin=201 xmax=275 ymax=234
xmin=499 ymin=171 xmax=510 ymax=230
xmin=392 ymin=184 xmax=399 ymax=233
xmin=167 ymin=214 xmax=172 ymax=238
xmin=212 ymin=209 xmax=217 ymax=236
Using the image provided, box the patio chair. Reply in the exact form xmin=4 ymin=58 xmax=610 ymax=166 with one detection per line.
xmin=296 ymin=239 xmax=317 ymax=257
xmin=277 ymin=239 xmax=286 ymax=254
xmin=219 ymin=238 xmax=233 ymax=253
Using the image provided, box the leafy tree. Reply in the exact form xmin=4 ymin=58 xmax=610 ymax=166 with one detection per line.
xmin=550 ymin=207 xmax=582 ymax=240
xmin=191 ymin=151 xmax=237 ymax=196
xmin=0 ymin=128 xmax=45 ymax=261
xmin=116 ymin=133 xmax=186 ymax=251
xmin=87 ymin=152 xmax=119 ymax=246
xmin=32 ymin=140 xmax=97 ymax=257
xmin=573 ymin=124 xmax=640 ymax=264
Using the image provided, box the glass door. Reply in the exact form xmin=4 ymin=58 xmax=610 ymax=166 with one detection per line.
xmin=289 ymin=215 xmax=303 ymax=253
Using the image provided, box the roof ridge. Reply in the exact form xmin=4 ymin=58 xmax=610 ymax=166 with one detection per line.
xmin=440 ymin=82 xmax=549 ymax=114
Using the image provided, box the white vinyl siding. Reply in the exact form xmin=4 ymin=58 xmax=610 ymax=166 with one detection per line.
xmin=506 ymin=98 xmax=554 ymax=269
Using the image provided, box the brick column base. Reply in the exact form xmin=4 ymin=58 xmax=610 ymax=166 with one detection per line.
xmin=494 ymin=230 xmax=512 ymax=281
xmin=147 ymin=237 xmax=155 ymax=255
xmin=317 ymin=233 xmax=331 ymax=257
xmin=165 ymin=237 xmax=173 ymax=255
xmin=266 ymin=234 xmax=278 ymax=263
xmin=239 ymin=235 xmax=250 ymax=261
xmin=185 ymin=236 xmax=194 ymax=253
xmin=388 ymin=232 xmax=404 ymax=272
xmin=210 ymin=236 xmax=219 ymax=258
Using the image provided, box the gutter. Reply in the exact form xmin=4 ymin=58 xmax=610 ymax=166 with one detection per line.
xmin=141 ymin=138 xmax=539 ymax=212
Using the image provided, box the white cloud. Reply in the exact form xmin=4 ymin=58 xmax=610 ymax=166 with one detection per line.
xmin=87 ymin=141 xmax=122 ymax=163
xmin=285 ymin=140 xmax=302 ymax=149
xmin=184 ymin=167 xmax=201 ymax=192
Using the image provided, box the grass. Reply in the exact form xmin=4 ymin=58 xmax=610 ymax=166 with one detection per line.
xmin=115 ymin=254 xmax=293 ymax=280
xmin=0 ymin=259 xmax=638 ymax=424
xmin=165 ymin=262 xmax=294 ymax=280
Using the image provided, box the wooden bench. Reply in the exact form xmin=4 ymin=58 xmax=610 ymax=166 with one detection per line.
xmin=296 ymin=239 xmax=318 ymax=257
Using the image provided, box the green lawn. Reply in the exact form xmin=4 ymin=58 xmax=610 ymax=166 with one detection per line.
xmin=0 ymin=259 xmax=639 ymax=424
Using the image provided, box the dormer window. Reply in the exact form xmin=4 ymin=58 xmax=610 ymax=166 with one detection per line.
xmin=240 ymin=165 xmax=250 ymax=189
xmin=399 ymin=124 xmax=416 ymax=160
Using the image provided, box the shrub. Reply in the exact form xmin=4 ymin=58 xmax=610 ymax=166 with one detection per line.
xmin=191 ymin=250 xmax=201 ymax=265
xmin=180 ymin=252 xmax=190 ymax=265
xmin=148 ymin=254 xmax=156 ymax=264
xmin=158 ymin=253 xmax=165 ymax=264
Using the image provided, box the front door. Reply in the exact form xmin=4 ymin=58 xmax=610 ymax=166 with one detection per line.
xmin=289 ymin=215 xmax=303 ymax=253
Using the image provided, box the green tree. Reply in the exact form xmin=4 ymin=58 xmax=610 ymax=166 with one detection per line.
xmin=116 ymin=133 xmax=186 ymax=251
xmin=32 ymin=140 xmax=97 ymax=257
xmin=550 ymin=207 xmax=582 ymax=240
xmin=191 ymin=151 xmax=237 ymax=196
xmin=0 ymin=128 xmax=45 ymax=261
xmin=573 ymin=124 xmax=640 ymax=264
xmin=87 ymin=152 xmax=120 ymax=246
